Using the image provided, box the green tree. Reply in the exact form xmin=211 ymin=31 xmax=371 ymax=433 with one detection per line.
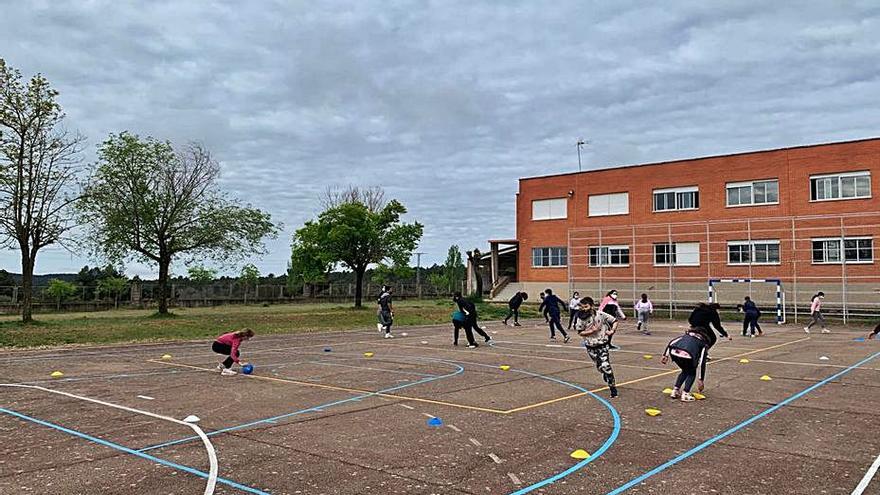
xmin=371 ymin=263 xmax=414 ymax=284
xmin=97 ymin=276 xmax=128 ymax=309
xmin=288 ymin=236 xmax=332 ymax=297
xmin=292 ymin=198 xmax=422 ymax=308
xmin=45 ymin=278 xmax=77 ymax=311
xmin=79 ymin=133 xmax=278 ymax=315
xmin=187 ymin=265 xmax=216 ymax=304
xmin=0 ymin=59 xmax=84 ymax=322
xmin=239 ymin=264 xmax=259 ymax=304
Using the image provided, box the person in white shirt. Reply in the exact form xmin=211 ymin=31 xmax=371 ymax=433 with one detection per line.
xmin=634 ymin=293 xmax=654 ymax=335
xmin=567 ymin=291 xmax=581 ymax=330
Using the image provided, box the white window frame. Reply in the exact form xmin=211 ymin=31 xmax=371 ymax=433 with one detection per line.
xmin=726 ymin=179 xmax=780 ymax=207
xmin=727 ymin=240 xmax=781 ymax=266
xmin=811 ymin=236 xmax=874 ymax=264
xmin=531 ymin=198 xmax=568 ymax=221
xmin=588 ymin=192 xmax=629 ymax=217
xmin=532 ymin=246 xmax=568 ymax=267
xmin=653 ymin=186 xmax=699 ymax=212
xmin=588 ymin=245 xmax=630 ymax=267
xmin=810 ymin=171 xmax=872 ymax=202
xmin=653 ymin=242 xmax=700 ymax=266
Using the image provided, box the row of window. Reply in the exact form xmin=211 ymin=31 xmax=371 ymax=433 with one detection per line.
xmin=532 ymin=171 xmax=872 ymax=220
xmin=531 ymin=237 xmax=875 ymax=267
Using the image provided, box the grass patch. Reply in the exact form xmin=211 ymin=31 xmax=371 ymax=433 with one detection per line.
xmin=0 ymin=299 xmax=539 ymax=348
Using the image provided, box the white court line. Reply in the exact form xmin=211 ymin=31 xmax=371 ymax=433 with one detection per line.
xmin=422 ymin=413 xmax=436 ymax=419
xmin=488 ymin=453 xmax=503 ymax=464
xmin=447 ymin=424 xmax=461 ymax=432
xmin=852 ymin=451 xmax=880 ymax=495
xmin=508 ymin=472 xmax=522 ymax=485
xmin=469 ymin=438 xmax=482 ymax=447
xmin=398 ymin=404 xmax=415 ymax=410
xmin=0 ymin=384 xmax=218 ymax=495
xmin=136 ymin=395 xmax=155 ymax=400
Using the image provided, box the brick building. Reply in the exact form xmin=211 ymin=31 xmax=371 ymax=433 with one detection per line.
xmin=489 ymin=138 xmax=880 ymax=321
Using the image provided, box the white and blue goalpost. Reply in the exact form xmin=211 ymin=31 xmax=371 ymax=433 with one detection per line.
xmin=708 ymin=278 xmax=785 ymax=324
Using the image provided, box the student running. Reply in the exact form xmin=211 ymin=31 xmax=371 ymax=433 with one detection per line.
xmin=574 ymin=297 xmax=619 ymax=398
xmin=377 ymin=285 xmax=395 ymax=339
xmin=804 ymin=291 xmax=830 ymax=334
xmin=539 ymin=288 xmax=570 ymax=343
xmin=453 ymin=292 xmax=495 ymax=345
xmin=567 ymin=291 xmax=581 ymax=330
xmin=539 ymin=291 xmax=550 ymax=323
xmin=452 ymin=309 xmax=479 ymax=348
xmin=599 ymin=289 xmax=626 ymax=349
xmin=661 ymin=331 xmax=708 ymax=402
xmin=503 ymin=291 xmax=528 ymax=326
xmin=739 ymin=296 xmax=763 ymax=337
xmin=634 ymin=293 xmax=653 ymax=335
xmin=213 ymin=328 xmax=254 ymax=376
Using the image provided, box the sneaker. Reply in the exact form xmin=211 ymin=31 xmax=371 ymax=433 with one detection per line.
xmin=384 ymin=333 xmax=394 ymax=339
xmin=563 ymin=336 xmax=572 ymax=344
xmin=750 ymin=334 xmax=755 ymax=338
xmin=453 ymin=341 xmax=458 ymax=346
xmin=609 ymin=344 xmax=621 ymax=351
xmin=220 ymin=368 xmax=237 ymax=376
xmin=377 ymin=323 xmax=384 ymax=333
xmin=609 ymin=386 xmax=619 ymax=398
xmin=643 ymin=331 xmax=652 ymax=336
xmin=467 ymin=343 xmax=478 ymax=349
xmin=549 ymin=336 xmax=557 ymax=341
xmin=513 ymin=322 xmax=522 ymax=327
xmin=216 ymin=363 xmax=225 ymax=372
xmin=821 ymin=328 xmax=831 ymax=334
xmin=804 ymin=327 xmax=811 ymax=333
xmin=485 ymin=339 xmax=495 ymax=346
xmin=670 ymin=388 xmax=681 ymax=399
xmin=680 ymin=392 xmax=696 ymax=402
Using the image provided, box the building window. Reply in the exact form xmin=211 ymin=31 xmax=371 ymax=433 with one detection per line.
xmin=589 ymin=245 xmax=630 ymax=267
xmin=727 ymin=240 xmax=781 ymax=265
xmin=810 ymin=171 xmax=871 ymax=201
xmin=532 ymin=247 xmax=568 ymax=267
xmin=653 ymin=242 xmax=700 ymax=266
xmin=532 ymin=198 xmax=568 ymax=220
xmin=812 ymin=237 xmax=873 ymax=264
xmin=588 ymin=192 xmax=629 ymax=217
xmin=726 ymin=179 xmax=779 ymax=207
xmin=653 ymin=186 xmax=699 ymax=212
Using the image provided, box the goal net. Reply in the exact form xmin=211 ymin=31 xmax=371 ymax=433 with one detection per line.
xmin=708 ymin=278 xmax=785 ymax=324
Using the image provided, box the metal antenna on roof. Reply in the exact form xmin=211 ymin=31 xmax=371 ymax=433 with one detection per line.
xmin=576 ymin=139 xmax=589 ymax=171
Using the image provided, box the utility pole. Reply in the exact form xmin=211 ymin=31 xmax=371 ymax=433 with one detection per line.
xmin=415 ymin=252 xmax=425 ymax=299
xmin=577 ymin=139 xmax=588 ymax=171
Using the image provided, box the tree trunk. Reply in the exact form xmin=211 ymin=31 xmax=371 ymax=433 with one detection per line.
xmin=157 ymin=258 xmax=170 ymax=314
xmin=20 ymin=251 xmax=35 ymax=323
xmin=354 ymin=267 xmax=365 ymax=308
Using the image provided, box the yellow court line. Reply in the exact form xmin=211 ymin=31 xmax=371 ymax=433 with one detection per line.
xmin=501 ymin=336 xmax=811 ymax=414
xmin=147 ymin=359 xmax=508 ymax=415
xmin=373 ymin=342 xmax=669 ymax=371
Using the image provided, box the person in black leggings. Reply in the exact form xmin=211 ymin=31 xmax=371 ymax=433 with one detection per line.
xmin=661 ymin=332 xmax=708 ymax=402
xmin=453 ymin=292 xmax=494 ymax=345
xmin=503 ymin=292 xmax=528 ymax=326
xmin=539 ymin=288 xmax=570 ymax=343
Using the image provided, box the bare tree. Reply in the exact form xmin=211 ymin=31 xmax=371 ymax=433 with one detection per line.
xmin=0 ymin=59 xmax=84 ymax=322
xmin=321 ymin=185 xmax=387 ymax=213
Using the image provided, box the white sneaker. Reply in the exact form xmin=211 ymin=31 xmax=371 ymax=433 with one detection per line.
xmin=485 ymin=339 xmax=495 ymax=346
xmin=821 ymin=329 xmax=831 ymax=334
xmin=377 ymin=323 xmax=384 ymax=333
xmin=220 ymin=368 xmax=237 ymax=376
xmin=680 ymin=392 xmax=695 ymax=402
xmin=216 ymin=363 xmax=225 ymax=372
xmin=670 ymin=388 xmax=681 ymax=399
xmin=804 ymin=327 xmax=810 ymax=333
xmin=384 ymin=333 xmax=394 ymax=339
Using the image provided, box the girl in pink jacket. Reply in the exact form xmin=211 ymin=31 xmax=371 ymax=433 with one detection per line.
xmin=213 ymin=328 xmax=254 ymax=376
xmin=804 ymin=292 xmax=830 ymax=334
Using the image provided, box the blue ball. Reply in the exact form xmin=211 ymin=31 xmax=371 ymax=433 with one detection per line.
xmin=242 ymin=364 xmax=254 ymax=375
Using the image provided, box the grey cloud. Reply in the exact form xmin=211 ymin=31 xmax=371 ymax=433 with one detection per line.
xmin=1 ymin=1 xmax=879 ymax=277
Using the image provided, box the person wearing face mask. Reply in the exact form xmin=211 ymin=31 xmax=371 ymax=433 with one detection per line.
xmin=567 ymin=291 xmax=581 ymax=330
xmin=804 ymin=291 xmax=830 ymax=334
xmin=574 ymin=296 xmax=619 ymax=398
xmin=599 ymin=290 xmax=626 ymax=350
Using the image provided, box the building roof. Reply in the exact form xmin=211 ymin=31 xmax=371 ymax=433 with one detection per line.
xmin=520 ymin=136 xmax=880 ymax=182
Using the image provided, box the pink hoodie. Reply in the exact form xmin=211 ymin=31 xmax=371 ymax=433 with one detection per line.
xmin=216 ymin=332 xmax=246 ymax=363
xmin=810 ymin=297 xmax=822 ymax=313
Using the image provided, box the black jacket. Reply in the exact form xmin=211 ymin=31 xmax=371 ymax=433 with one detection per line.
xmin=539 ymin=294 xmax=565 ymax=315
xmin=456 ymin=298 xmax=477 ymax=318
xmin=508 ymin=293 xmax=524 ymax=310
xmin=688 ymin=305 xmax=728 ymax=337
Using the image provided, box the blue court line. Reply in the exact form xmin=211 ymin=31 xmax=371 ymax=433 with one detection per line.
xmin=0 ymin=407 xmax=270 ymax=495
xmin=378 ymin=355 xmax=623 ymax=495
xmin=138 ymin=360 xmax=464 ymax=453
xmin=605 ymin=350 xmax=880 ymax=495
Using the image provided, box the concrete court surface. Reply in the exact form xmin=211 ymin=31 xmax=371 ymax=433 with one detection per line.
xmin=1 ymin=317 xmax=879 ymax=495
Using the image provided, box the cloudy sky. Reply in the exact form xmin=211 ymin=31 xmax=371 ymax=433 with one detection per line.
xmin=2 ymin=1 xmax=879 ymax=277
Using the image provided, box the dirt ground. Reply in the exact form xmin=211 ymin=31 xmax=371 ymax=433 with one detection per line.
xmin=1 ymin=317 xmax=879 ymax=494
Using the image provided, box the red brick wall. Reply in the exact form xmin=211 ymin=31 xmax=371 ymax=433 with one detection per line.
xmin=516 ymin=138 xmax=880 ymax=284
